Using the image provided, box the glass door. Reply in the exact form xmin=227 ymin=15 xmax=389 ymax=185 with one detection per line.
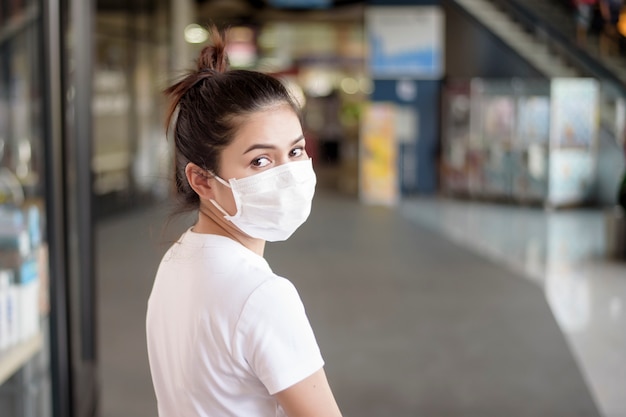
xmin=0 ymin=0 xmax=53 ymax=416
xmin=0 ymin=0 xmax=100 ymax=415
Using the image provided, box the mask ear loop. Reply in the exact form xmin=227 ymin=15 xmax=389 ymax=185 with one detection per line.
xmin=206 ymin=170 xmax=234 ymax=217
xmin=209 ymin=199 xmax=231 ymax=217
xmin=208 ymin=171 xmax=231 ymax=188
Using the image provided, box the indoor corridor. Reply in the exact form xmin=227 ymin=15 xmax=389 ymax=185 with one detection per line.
xmin=96 ymin=185 xmax=624 ymax=417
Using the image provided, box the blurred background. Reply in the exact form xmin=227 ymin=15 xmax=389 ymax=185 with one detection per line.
xmin=0 ymin=0 xmax=625 ymax=416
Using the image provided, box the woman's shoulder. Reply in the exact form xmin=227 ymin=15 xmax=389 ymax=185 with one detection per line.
xmin=241 ymin=275 xmax=303 ymax=321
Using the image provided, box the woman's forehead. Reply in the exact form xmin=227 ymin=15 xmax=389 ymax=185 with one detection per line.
xmin=229 ymin=106 xmax=303 ymax=149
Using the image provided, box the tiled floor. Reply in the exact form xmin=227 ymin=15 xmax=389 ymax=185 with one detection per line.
xmin=96 ymin=190 xmax=619 ymax=417
xmin=400 ymin=197 xmax=626 ymax=417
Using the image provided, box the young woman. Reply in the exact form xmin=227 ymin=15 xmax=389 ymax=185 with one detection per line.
xmin=146 ymin=27 xmax=342 ymax=417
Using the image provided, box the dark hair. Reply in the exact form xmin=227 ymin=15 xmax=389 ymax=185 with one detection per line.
xmin=164 ymin=26 xmax=300 ymax=213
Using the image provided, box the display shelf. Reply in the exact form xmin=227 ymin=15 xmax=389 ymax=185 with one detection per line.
xmin=0 ymin=332 xmax=43 ymax=386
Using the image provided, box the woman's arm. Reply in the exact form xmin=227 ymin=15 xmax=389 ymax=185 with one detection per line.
xmin=274 ymin=368 xmax=342 ymax=417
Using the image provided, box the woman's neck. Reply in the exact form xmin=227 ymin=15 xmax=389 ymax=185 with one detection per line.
xmin=195 ymin=202 xmax=266 ymax=256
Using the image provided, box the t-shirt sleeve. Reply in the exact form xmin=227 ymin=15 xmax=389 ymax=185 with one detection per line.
xmin=234 ymin=277 xmax=324 ymax=395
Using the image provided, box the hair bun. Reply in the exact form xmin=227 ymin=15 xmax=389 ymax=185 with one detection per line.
xmin=196 ymin=26 xmax=229 ymax=74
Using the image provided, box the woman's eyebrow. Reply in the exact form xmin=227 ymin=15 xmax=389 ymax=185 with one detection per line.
xmin=242 ymin=135 xmax=305 ymax=155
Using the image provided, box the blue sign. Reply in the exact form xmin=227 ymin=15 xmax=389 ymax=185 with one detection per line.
xmin=267 ymin=0 xmax=331 ymax=8
xmin=366 ymin=6 xmax=444 ymax=78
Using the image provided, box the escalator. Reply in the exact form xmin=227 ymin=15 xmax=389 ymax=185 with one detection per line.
xmin=507 ymin=0 xmax=626 ymax=85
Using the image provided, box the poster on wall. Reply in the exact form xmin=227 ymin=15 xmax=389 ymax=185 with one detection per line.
xmin=481 ymin=95 xmax=515 ymax=198
xmin=517 ymin=95 xmax=550 ymax=146
xmin=548 ymin=78 xmax=599 ymax=206
xmin=514 ymin=95 xmax=550 ymax=201
xmin=359 ymin=102 xmax=398 ymax=205
xmin=550 ymin=78 xmax=598 ymax=149
xmin=442 ymin=81 xmax=471 ymax=195
xmin=365 ymin=6 xmax=444 ymax=78
xmin=548 ymin=149 xmax=595 ymax=206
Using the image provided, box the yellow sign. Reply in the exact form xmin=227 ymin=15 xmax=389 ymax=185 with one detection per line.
xmin=359 ymin=103 xmax=398 ymax=205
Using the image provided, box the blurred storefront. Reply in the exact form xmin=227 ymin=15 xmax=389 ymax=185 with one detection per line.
xmin=440 ymin=77 xmax=626 ymax=209
xmin=93 ymin=0 xmax=171 ymax=217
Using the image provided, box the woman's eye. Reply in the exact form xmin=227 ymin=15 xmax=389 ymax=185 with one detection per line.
xmin=290 ymin=147 xmax=304 ymax=158
xmin=251 ymin=156 xmax=271 ymax=168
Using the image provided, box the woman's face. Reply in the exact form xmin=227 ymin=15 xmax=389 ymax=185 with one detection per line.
xmin=211 ymin=104 xmax=308 ymax=215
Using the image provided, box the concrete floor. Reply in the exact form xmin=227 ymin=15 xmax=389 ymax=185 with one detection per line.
xmin=96 ymin=188 xmax=603 ymax=417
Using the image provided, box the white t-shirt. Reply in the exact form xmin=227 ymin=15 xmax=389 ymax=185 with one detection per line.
xmin=146 ymin=229 xmax=324 ymax=417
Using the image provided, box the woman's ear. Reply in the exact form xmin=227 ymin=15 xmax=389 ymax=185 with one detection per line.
xmin=185 ymin=163 xmax=215 ymax=199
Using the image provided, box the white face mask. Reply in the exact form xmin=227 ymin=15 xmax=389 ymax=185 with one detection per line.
xmin=209 ymin=159 xmax=316 ymax=242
